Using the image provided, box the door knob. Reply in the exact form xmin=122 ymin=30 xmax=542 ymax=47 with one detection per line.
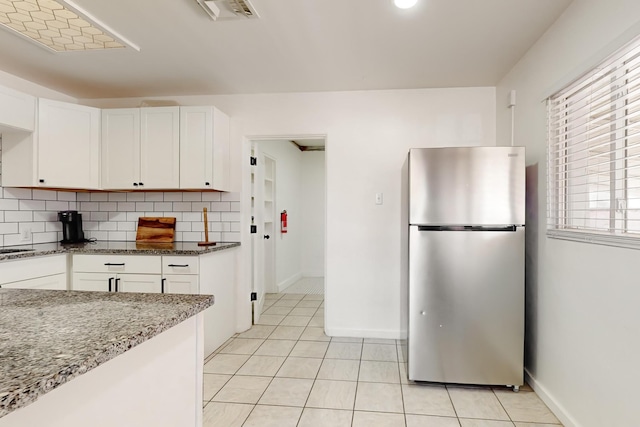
xmin=263 ymin=235 xmax=270 ymax=239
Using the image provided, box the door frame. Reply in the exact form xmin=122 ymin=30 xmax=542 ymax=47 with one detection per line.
xmin=240 ymin=134 xmax=328 ymax=327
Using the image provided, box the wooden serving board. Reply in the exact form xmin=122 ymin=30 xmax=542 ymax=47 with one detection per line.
xmin=136 ymin=217 xmax=176 ymax=243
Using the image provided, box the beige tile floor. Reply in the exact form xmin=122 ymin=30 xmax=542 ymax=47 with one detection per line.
xmin=202 ymin=292 xmax=562 ymax=427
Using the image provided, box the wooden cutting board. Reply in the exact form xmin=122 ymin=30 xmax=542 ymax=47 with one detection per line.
xmin=136 ymin=217 xmax=176 ymax=243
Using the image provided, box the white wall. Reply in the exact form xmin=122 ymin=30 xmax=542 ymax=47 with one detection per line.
xmin=258 ymin=140 xmax=303 ymax=291
xmin=300 ymin=151 xmax=325 ymax=277
xmin=0 ymin=70 xmax=76 ymax=102
xmin=84 ymin=87 xmax=496 ymax=339
xmin=0 ymin=80 xmax=495 ymax=336
xmin=496 ymin=1 xmax=640 ymax=426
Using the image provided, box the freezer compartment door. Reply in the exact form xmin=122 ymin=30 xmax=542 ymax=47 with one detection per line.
xmin=409 ymin=147 xmax=525 ymax=225
xmin=408 ymin=226 xmax=524 ymax=385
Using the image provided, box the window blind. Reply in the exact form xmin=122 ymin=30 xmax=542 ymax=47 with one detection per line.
xmin=547 ymin=34 xmax=640 ymax=249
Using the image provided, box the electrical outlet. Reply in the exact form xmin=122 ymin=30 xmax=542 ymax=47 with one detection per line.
xmin=21 ymin=227 xmax=32 ymax=242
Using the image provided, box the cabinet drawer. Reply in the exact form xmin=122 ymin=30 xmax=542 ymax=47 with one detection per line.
xmin=73 ymin=254 xmax=161 ymax=274
xmin=162 ymin=256 xmax=199 ymax=275
xmin=0 ymin=254 xmax=66 ymax=285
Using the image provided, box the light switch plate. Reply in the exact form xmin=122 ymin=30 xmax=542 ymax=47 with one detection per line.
xmin=375 ymin=193 xmax=383 ymax=205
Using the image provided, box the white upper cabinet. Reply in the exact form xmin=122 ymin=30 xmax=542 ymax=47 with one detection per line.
xmin=101 ymin=108 xmax=141 ymax=189
xmin=102 ymin=107 xmax=179 ymax=190
xmin=141 ymin=107 xmax=180 ymax=189
xmin=38 ymin=99 xmax=100 ymax=189
xmin=0 ymin=84 xmax=35 ymax=132
xmin=180 ymin=106 xmax=230 ymax=191
xmin=1 ymin=98 xmax=100 ymax=189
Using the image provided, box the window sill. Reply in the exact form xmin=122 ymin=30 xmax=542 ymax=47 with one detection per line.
xmin=547 ymin=229 xmax=640 ymax=250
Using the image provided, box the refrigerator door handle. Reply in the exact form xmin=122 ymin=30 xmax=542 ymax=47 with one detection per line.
xmin=417 ymin=225 xmax=518 ymax=232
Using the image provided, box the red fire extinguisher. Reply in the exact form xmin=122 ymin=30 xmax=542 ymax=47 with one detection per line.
xmin=281 ymin=210 xmax=288 ymax=233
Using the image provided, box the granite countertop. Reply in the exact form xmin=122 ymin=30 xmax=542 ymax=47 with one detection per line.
xmin=0 ymin=289 xmax=215 ymax=418
xmin=0 ymin=241 xmax=241 ymax=262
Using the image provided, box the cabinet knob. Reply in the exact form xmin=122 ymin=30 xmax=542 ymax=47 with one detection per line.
xmin=39 ymin=179 xmax=45 ymax=183
xmin=138 ymin=182 xmax=144 ymax=186
xmin=133 ymin=183 xmax=138 ymax=187
xmin=205 ymin=182 xmax=210 ymax=186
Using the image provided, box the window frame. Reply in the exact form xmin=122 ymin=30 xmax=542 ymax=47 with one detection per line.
xmin=547 ymin=35 xmax=640 ymax=250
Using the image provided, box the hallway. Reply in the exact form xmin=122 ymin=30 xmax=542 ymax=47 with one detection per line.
xmin=201 ymin=292 xmax=561 ymax=427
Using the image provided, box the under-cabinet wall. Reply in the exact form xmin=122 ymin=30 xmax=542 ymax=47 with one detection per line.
xmin=76 ymin=191 xmax=240 ymax=243
xmin=0 ymin=185 xmax=241 ymax=245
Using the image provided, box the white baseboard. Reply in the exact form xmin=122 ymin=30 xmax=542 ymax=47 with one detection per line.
xmin=525 ymin=368 xmax=580 ymax=427
xmin=325 ymin=327 xmax=402 ymax=340
xmin=302 ymin=271 xmax=324 ymax=278
xmin=277 ymin=272 xmax=302 ymax=293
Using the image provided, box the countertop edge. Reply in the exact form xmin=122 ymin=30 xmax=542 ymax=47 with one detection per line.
xmin=0 ymin=292 xmax=215 ymax=418
xmin=0 ymin=242 xmax=240 ymax=262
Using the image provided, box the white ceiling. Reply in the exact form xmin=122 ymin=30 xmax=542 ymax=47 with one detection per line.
xmin=0 ymin=0 xmax=572 ymax=99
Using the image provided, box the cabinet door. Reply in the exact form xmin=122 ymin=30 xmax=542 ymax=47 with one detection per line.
xmin=37 ymin=99 xmax=101 ymax=189
xmin=140 ymin=107 xmax=180 ymax=189
xmin=212 ymin=107 xmax=231 ymax=191
xmin=163 ymin=275 xmax=198 ymax=295
xmin=102 ymin=108 xmax=141 ymax=190
xmin=117 ymin=274 xmax=162 ymax=293
xmin=0 ymin=84 xmax=35 ymax=132
xmin=1 ymin=273 xmax=67 ymax=290
xmin=180 ymin=106 xmax=213 ymax=189
xmin=72 ymin=272 xmax=113 ymax=292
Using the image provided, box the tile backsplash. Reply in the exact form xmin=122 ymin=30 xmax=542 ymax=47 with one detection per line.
xmin=0 ymin=187 xmax=240 ymax=247
xmin=76 ymin=191 xmax=240 ymax=243
xmin=0 ymin=187 xmax=77 ymax=246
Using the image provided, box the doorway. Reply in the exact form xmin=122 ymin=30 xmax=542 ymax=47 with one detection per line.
xmin=249 ymin=137 xmax=326 ymax=324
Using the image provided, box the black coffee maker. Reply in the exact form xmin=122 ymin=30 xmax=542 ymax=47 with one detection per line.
xmin=58 ymin=211 xmax=87 ymax=244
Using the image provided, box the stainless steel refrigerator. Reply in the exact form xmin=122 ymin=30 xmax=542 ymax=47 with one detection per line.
xmin=402 ymin=147 xmax=525 ymax=389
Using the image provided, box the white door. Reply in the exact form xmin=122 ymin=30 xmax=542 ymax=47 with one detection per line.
xmin=102 ymin=108 xmax=141 ymax=189
xmin=72 ymin=272 xmax=113 ymax=292
xmin=140 ymin=107 xmax=180 ymax=189
xmin=37 ymin=99 xmax=100 ymax=189
xmin=117 ymin=274 xmax=162 ymax=293
xmin=251 ymin=143 xmax=265 ymax=323
xmin=163 ymin=275 xmax=199 ymax=294
xmin=180 ymin=106 xmax=213 ymax=189
xmin=1 ymin=273 xmax=67 ymax=290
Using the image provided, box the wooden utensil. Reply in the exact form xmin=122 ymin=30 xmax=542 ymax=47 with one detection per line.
xmin=198 ymin=207 xmax=216 ymax=246
xmin=136 ymin=217 xmax=176 ymax=243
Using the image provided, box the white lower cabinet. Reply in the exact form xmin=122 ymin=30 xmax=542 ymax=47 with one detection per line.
xmin=70 ymin=249 xmax=237 ymax=357
xmin=72 ymin=272 xmax=112 ymax=292
xmin=163 ymin=275 xmax=198 ymax=294
xmin=0 ymin=254 xmax=67 ymax=290
xmin=162 ymin=255 xmax=199 ymax=294
xmin=0 ymin=273 xmax=67 ymax=290
xmin=71 ymin=254 xmax=163 ymax=293
xmin=119 ymin=274 xmax=162 ymax=293
xmin=72 ymin=272 xmax=162 ymax=293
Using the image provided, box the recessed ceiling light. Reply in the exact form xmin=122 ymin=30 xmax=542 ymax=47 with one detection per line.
xmin=0 ymin=0 xmax=139 ymax=52
xmin=394 ymin=0 xmax=418 ymax=9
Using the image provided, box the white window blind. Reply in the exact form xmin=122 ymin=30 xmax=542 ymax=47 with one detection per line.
xmin=547 ymin=34 xmax=640 ymax=249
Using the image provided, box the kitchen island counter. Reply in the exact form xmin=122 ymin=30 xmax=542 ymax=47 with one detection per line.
xmin=0 ymin=240 xmax=240 ymax=262
xmin=0 ymin=289 xmax=214 ymax=424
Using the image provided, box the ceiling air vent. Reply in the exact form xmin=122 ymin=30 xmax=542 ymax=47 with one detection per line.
xmin=196 ymin=0 xmax=260 ymax=21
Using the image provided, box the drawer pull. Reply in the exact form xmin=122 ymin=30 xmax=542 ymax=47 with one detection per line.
xmin=161 ymin=278 xmax=166 ymax=294
xmin=104 ymin=263 xmax=125 ymax=266
xmin=115 ymin=278 xmax=120 ymax=292
xmin=108 ymin=277 xmax=113 ymax=292
xmin=167 ymin=264 xmax=189 ymax=267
